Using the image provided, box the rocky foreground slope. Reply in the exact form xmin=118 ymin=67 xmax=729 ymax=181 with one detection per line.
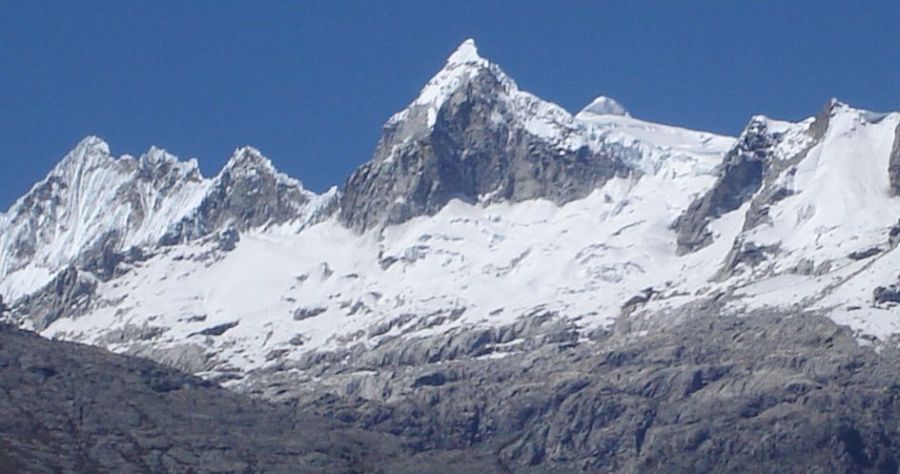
xmin=2 ymin=39 xmax=900 ymax=472
xmin=3 ymin=311 xmax=900 ymax=473
xmin=0 ymin=321 xmax=508 ymax=473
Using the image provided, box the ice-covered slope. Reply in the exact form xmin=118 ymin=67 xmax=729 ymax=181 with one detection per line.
xmin=0 ymin=137 xmax=210 ymax=297
xmin=705 ymin=102 xmax=900 ymax=336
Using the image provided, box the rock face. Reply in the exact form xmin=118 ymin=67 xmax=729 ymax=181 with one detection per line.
xmin=11 ymin=267 xmax=96 ymax=331
xmin=0 ymin=323 xmax=365 ymax=473
xmin=259 ymin=311 xmax=900 ymax=473
xmin=161 ymin=147 xmax=336 ymax=244
xmin=339 ymin=40 xmax=626 ymax=232
xmin=673 ymin=119 xmax=775 ymax=253
xmin=874 ymin=282 xmax=900 ymax=306
xmin=889 ymin=122 xmax=900 ymax=196
xmin=8 ymin=302 xmax=900 ymax=473
xmin=674 ymin=99 xmax=848 ymax=257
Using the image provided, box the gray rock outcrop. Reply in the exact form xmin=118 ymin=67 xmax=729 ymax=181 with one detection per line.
xmin=874 ymin=283 xmax=900 ymax=306
xmin=0 ymin=322 xmax=512 ymax=473
xmin=254 ymin=311 xmax=900 ymax=473
xmin=161 ymin=147 xmax=333 ymax=244
xmin=11 ymin=267 xmax=96 ymax=331
xmin=673 ymin=119 xmax=773 ymax=253
xmin=339 ymin=43 xmax=626 ymax=232
xmin=674 ymin=100 xmax=839 ymax=258
xmin=889 ymin=121 xmax=900 ymax=196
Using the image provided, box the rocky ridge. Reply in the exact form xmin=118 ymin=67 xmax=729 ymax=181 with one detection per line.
xmin=0 ymin=140 xmax=337 ymax=302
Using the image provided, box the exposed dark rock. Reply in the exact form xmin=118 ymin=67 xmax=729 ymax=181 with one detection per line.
xmin=849 ymin=247 xmax=882 ymax=260
xmin=412 ymin=372 xmax=448 ymax=388
xmin=622 ymin=287 xmax=654 ymax=310
xmin=271 ymin=312 xmax=900 ymax=473
xmin=717 ymin=240 xmax=780 ymax=279
xmin=378 ymin=254 xmax=400 ymax=270
xmin=368 ymin=313 xmax=417 ymax=338
xmin=178 ymin=314 xmax=207 ymax=323
xmin=217 ymin=227 xmax=240 ymax=252
xmin=741 ymin=184 xmax=794 ymax=231
xmin=11 ymin=267 xmax=96 ymax=330
xmin=95 ymin=324 xmax=167 ymax=345
xmin=874 ymin=285 xmax=900 ymax=306
xmin=293 ymin=306 xmax=327 ymax=321
xmin=676 ymin=102 xmax=833 ymax=255
xmin=889 ymin=122 xmax=900 ymax=196
xmin=161 ymin=148 xmax=333 ymax=245
xmin=191 ymin=321 xmax=239 ymax=337
xmin=889 ymin=220 xmax=900 ymax=246
xmin=0 ymin=323 xmax=487 ymax=474
xmin=75 ymin=230 xmax=125 ymax=280
xmin=674 ymin=119 xmax=773 ymax=253
xmin=266 ymin=349 xmax=290 ymax=362
xmin=339 ymin=64 xmax=626 ymax=232
xmin=809 ymin=98 xmax=837 ymax=141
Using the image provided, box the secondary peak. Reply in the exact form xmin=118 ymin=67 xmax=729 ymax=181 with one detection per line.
xmin=446 ymin=38 xmax=483 ymax=66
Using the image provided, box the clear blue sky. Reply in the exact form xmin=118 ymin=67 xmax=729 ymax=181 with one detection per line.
xmin=2 ymin=1 xmax=898 ymax=209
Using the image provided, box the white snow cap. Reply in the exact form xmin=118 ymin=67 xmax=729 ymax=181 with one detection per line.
xmin=578 ymin=96 xmax=630 ymax=117
xmin=49 ymin=136 xmax=112 ymax=177
xmin=446 ymin=38 xmax=484 ymax=66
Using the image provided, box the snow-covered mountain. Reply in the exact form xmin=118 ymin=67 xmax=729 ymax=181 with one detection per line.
xmin=0 ymin=140 xmax=337 ymax=302
xmin=1 ymin=38 xmax=899 ymax=395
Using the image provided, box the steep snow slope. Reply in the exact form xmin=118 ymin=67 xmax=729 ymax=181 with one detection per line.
xmin=0 ymin=137 xmax=210 ymax=297
xmin=714 ymin=103 xmax=900 ymax=335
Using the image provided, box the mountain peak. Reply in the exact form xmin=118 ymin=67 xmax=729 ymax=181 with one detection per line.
xmin=446 ymin=38 xmax=484 ymax=66
xmin=223 ymin=146 xmax=277 ymax=175
xmin=341 ymin=40 xmax=626 ymax=232
xmin=385 ymin=38 xmax=504 ymax=130
xmin=77 ymin=135 xmax=110 ymax=154
xmin=218 ymin=146 xmax=308 ymax=191
xmin=140 ymin=146 xmax=179 ymax=165
xmin=576 ymin=96 xmax=630 ymax=118
xmin=827 ymin=97 xmax=848 ymax=111
xmin=51 ymin=136 xmax=113 ymax=177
